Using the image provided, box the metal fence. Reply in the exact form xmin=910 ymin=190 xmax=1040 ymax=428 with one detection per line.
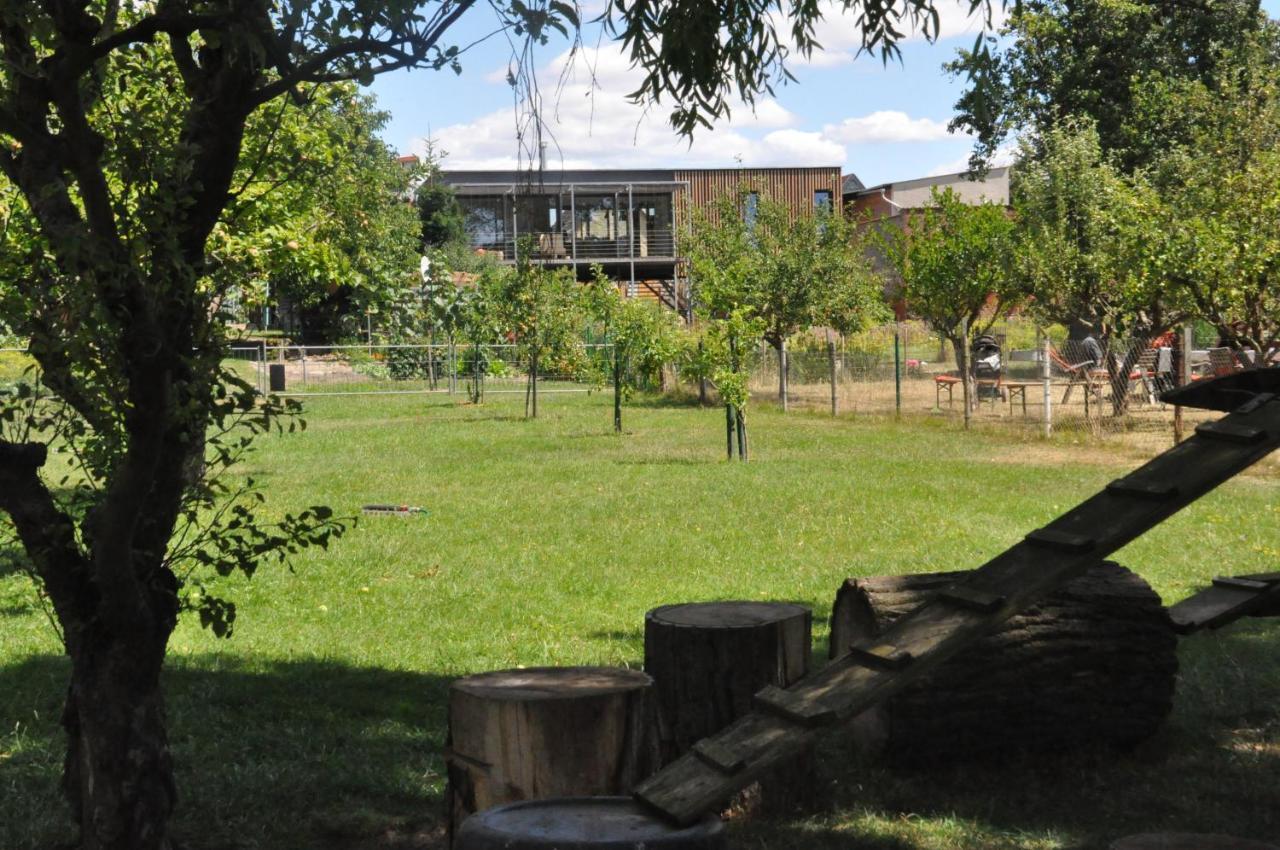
xmin=745 ymin=320 xmax=1253 ymax=456
xmin=227 ymin=343 xmax=612 ymax=398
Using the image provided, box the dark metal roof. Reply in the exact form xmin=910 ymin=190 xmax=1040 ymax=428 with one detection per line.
xmin=440 ymin=168 xmax=678 ymax=187
xmin=841 ymin=173 xmax=865 ymax=194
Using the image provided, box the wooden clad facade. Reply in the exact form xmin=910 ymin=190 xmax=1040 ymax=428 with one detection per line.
xmin=440 ymin=166 xmax=843 ymax=316
xmin=673 ymin=167 xmax=842 ymax=222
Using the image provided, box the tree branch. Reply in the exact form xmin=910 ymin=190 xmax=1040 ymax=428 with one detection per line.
xmin=0 ymin=440 xmax=94 ymax=640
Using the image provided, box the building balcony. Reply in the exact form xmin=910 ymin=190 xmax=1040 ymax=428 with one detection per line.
xmin=468 ymin=229 xmax=679 ymax=264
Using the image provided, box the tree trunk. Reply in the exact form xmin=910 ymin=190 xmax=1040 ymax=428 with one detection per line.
xmin=644 ymin=601 xmax=812 ymax=814
xmin=829 ymin=561 xmax=1177 ymax=764
xmin=776 ymin=341 xmax=787 ymax=411
xmin=64 ymin=633 xmax=178 ymax=850
xmin=1110 ymin=342 xmax=1144 ymax=418
xmin=724 ymin=404 xmax=735 ymax=460
xmin=446 ymin=666 xmax=655 ymax=839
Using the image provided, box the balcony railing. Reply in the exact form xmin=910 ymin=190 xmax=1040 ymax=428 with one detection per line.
xmin=470 ymin=230 xmax=679 ymax=262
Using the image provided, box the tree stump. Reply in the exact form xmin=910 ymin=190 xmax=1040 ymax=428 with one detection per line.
xmin=446 ymin=667 xmax=655 ymax=839
xmin=645 ymin=601 xmax=811 ymax=762
xmin=644 ymin=601 xmax=812 ymax=814
xmin=830 ymin=561 xmax=1177 ymax=763
xmin=455 ymin=797 xmax=726 ymax=850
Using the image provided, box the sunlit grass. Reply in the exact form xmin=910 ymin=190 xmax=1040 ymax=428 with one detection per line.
xmin=2 ymin=391 xmax=1277 ymax=849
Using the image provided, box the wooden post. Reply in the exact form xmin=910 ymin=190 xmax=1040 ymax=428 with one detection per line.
xmin=893 ymin=325 xmax=902 ymax=417
xmin=645 ymin=601 xmax=812 ymax=812
xmin=613 ymin=343 xmax=623 ymax=433
xmin=531 ymin=351 xmax=538 ymax=418
xmin=1042 ymin=333 xmax=1052 ymax=438
xmin=1175 ymin=324 xmax=1193 ymax=443
xmin=449 ymin=340 xmax=457 ymax=395
xmin=829 ymin=561 xmax=1176 ymax=764
xmin=960 ymin=317 xmax=971 ymax=430
xmin=446 ymin=667 xmax=655 ymax=839
xmin=827 ymin=339 xmax=837 ymax=417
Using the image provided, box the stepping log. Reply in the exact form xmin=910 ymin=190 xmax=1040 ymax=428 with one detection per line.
xmin=645 ymin=601 xmax=812 ymax=814
xmin=455 ymin=797 xmax=725 ymax=850
xmin=645 ymin=601 xmax=811 ymax=763
xmin=446 ymin=667 xmax=655 ymax=838
xmin=829 ymin=561 xmax=1177 ymax=763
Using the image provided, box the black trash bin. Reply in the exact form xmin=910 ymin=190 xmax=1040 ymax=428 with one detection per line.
xmin=268 ymin=363 xmax=286 ymax=393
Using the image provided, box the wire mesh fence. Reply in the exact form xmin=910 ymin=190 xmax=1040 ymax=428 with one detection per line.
xmin=227 ymin=343 xmax=613 ymax=399
xmin=746 ymin=320 xmax=1255 ymax=455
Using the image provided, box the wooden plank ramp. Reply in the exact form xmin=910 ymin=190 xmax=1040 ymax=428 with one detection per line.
xmin=1167 ymin=572 xmax=1280 ymax=633
xmin=634 ymin=375 xmax=1280 ymax=825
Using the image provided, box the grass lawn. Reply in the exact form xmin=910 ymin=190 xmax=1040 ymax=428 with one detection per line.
xmin=2 ymin=390 xmax=1277 ymax=849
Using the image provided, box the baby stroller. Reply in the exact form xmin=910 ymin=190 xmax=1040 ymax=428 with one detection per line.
xmin=971 ymin=334 xmax=1003 ymax=400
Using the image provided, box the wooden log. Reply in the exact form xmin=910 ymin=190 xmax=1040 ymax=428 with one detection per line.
xmin=830 ymin=561 xmax=1177 ymax=763
xmin=644 ymin=601 xmax=812 ymax=815
xmin=645 ymin=601 xmax=811 ymax=763
xmin=446 ymin=667 xmax=655 ymax=839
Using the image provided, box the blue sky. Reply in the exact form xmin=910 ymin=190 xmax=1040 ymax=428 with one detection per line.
xmin=370 ymin=1 xmax=1280 ymax=187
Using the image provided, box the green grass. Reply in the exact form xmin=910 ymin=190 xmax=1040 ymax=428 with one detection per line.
xmin=2 ymin=391 xmax=1278 ymax=849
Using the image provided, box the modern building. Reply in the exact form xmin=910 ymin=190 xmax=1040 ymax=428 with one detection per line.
xmin=843 ymin=166 xmax=1010 ymax=219
xmin=842 ymin=166 xmax=1012 ymax=318
xmin=439 ymin=167 xmax=842 ymax=314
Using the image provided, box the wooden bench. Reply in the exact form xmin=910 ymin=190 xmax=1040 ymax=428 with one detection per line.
xmin=1002 ymin=380 xmax=1044 ymax=417
xmin=935 ymin=374 xmax=1005 ymax=409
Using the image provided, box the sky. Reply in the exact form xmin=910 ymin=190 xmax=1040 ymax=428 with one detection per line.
xmin=369 ymin=0 xmax=1280 ymax=188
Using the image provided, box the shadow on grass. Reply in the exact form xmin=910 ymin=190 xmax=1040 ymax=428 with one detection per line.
xmin=778 ymin=620 xmax=1280 ymax=850
xmin=0 ymin=654 xmax=453 ymax=850
xmin=0 ymin=545 xmax=30 ymax=579
xmin=626 ymin=393 xmax=714 ymax=410
xmin=614 ymin=457 xmax=716 ymax=466
xmin=3 ymin=622 xmax=1276 ymax=850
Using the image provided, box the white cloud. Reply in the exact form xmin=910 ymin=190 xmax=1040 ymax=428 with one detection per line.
xmin=824 ymin=111 xmax=960 ymax=143
xmin=804 ymin=0 xmax=1004 ymax=54
xmin=925 ymin=143 xmax=1014 ymax=177
xmin=416 ymin=46 xmax=842 ymax=170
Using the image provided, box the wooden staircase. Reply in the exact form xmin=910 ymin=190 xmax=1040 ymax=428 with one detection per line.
xmin=634 ymin=368 xmax=1280 ymax=825
xmin=631 ymin=280 xmax=687 ymax=315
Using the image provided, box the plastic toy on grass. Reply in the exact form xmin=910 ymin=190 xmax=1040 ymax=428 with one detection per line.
xmin=361 ymin=504 xmax=429 ymax=517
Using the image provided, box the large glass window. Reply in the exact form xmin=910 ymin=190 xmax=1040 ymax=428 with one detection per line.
xmin=461 ymin=197 xmax=505 ymax=251
xmin=745 ymin=192 xmax=760 ymax=231
xmin=814 ymin=189 xmax=833 ymax=212
xmin=632 ymin=193 xmax=675 ymax=257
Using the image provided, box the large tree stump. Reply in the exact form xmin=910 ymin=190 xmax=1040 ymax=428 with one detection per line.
xmin=644 ymin=601 xmax=812 ymax=814
xmin=830 ymin=561 xmax=1177 ymax=763
xmin=446 ymin=667 xmax=655 ymax=839
xmin=645 ymin=601 xmax=811 ymax=762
